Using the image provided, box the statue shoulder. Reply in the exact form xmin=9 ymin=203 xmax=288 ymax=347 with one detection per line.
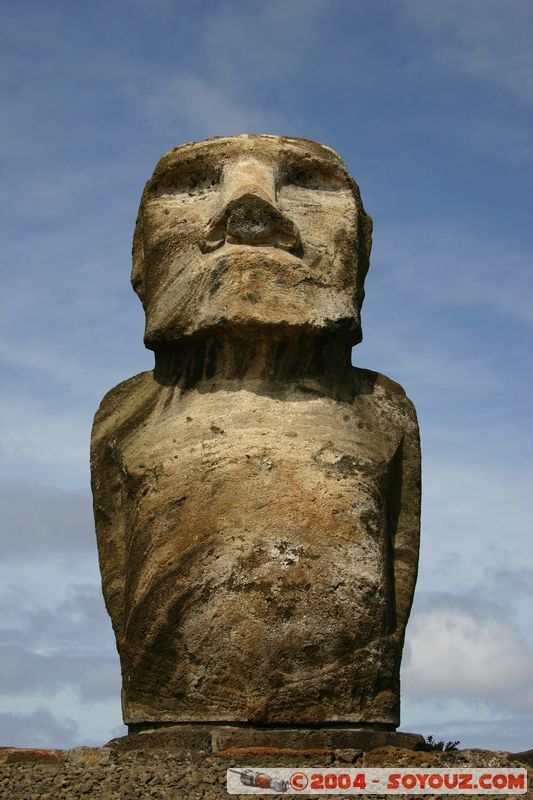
xmin=91 ymin=370 xmax=158 ymax=450
xmin=349 ymin=366 xmax=419 ymax=436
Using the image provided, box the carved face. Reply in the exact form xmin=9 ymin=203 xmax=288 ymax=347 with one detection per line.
xmin=132 ymin=135 xmax=372 ymax=349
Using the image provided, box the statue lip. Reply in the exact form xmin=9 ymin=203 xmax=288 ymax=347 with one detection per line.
xmin=199 ymin=232 xmax=303 ymax=257
xmin=203 ymin=241 xmax=306 ymax=267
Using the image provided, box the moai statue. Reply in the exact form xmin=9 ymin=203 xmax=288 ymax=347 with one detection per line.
xmin=91 ymin=135 xmax=421 ymax=737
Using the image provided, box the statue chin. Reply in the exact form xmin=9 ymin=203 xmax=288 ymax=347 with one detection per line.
xmin=144 ymin=304 xmax=359 ymax=349
xmin=143 ymin=247 xmax=359 ymax=347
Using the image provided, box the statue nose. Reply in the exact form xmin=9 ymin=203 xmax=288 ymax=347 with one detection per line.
xmin=200 ymin=189 xmax=302 ymax=255
xmin=226 ymin=193 xmax=300 ymax=249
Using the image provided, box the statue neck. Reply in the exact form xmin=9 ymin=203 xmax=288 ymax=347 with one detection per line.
xmin=152 ymin=330 xmax=353 ymax=392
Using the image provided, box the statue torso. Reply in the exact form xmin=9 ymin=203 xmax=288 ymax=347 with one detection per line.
xmin=94 ymin=369 xmax=410 ymax=725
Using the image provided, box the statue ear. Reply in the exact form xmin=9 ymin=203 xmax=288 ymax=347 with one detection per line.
xmin=361 ymin=210 xmax=373 ymax=268
xmin=131 ymin=205 xmax=145 ymax=306
xmin=355 ymin=207 xmax=373 ymax=312
xmin=347 ymin=176 xmax=372 ymax=293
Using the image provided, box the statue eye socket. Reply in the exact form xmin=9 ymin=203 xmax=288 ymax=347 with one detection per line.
xmin=282 ymin=164 xmax=344 ymax=192
xmin=151 ymin=166 xmax=221 ymax=195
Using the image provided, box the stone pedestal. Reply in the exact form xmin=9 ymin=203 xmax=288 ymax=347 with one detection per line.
xmin=113 ymin=724 xmax=425 ymax=757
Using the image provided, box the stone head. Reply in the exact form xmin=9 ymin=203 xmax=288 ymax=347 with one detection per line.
xmin=132 ymin=135 xmax=372 ymax=350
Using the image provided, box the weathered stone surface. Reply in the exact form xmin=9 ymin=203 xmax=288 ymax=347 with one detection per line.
xmin=0 ymin=747 xmax=66 ymax=764
xmin=91 ymin=135 xmax=421 ymax=731
xmin=66 ymin=746 xmax=112 ymax=766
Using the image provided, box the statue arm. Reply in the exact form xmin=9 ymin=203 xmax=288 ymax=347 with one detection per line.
xmin=90 ymin=371 xmax=159 ymax=646
xmin=390 ymin=398 xmax=421 ymax=634
xmin=90 ymin=423 xmax=127 ymax=647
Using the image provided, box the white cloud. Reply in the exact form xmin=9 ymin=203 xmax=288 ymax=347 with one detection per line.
xmin=0 ymin=580 xmax=119 ymax=700
xmin=0 ymin=401 xmax=90 ymax=487
xmin=0 ymin=688 xmax=125 ymax=747
xmin=403 ymin=599 xmax=533 ymax=714
xmin=0 ymin=561 xmax=123 ymax=746
xmin=0 ymin=645 xmax=118 ymax=698
xmin=0 ymin=582 xmax=114 ymax=652
xmin=0 ymin=482 xmax=93 ymax=558
xmin=0 ymin=707 xmax=78 ymax=749
xmin=0 ymin=578 xmax=123 ymax=745
xmin=418 ymin=456 xmax=532 ymax=604
xmin=79 ymin=662 xmax=121 ymax=701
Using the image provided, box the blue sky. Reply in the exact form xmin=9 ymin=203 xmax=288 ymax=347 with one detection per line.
xmin=0 ymin=0 xmax=531 ymax=750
